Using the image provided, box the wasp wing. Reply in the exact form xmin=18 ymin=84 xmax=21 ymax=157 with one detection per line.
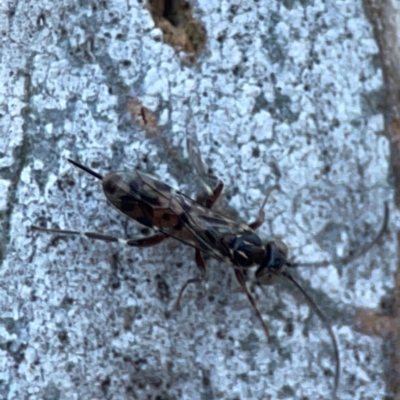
xmin=103 ymin=170 xmax=251 ymax=263
xmin=145 ymin=178 xmax=252 ymax=263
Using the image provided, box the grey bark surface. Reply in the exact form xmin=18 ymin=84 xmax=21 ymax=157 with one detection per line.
xmin=0 ymin=0 xmax=395 ymax=399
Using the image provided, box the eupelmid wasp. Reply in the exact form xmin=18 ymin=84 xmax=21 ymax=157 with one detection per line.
xmin=32 ymin=141 xmax=388 ymax=398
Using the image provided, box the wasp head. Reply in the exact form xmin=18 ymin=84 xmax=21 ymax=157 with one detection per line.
xmin=255 ymin=239 xmax=289 ymax=285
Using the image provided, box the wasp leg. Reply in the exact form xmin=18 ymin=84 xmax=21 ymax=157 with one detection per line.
xmin=31 ymin=226 xmax=167 ymax=247
xmin=207 ymin=177 xmax=224 ymax=208
xmin=122 ymin=233 xmax=167 ymax=247
xmin=174 ymin=248 xmax=207 ymax=310
xmin=249 ymin=185 xmax=279 ymax=230
xmin=196 ymin=177 xmax=224 ymax=208
xmin=189 ymin=137 xmax=223 ymax=204
xmin=187 ymin=137 xmax=224 ymax=207
xmin=234 ymin=268 xmax=271 ymax=341
xmin=174 ymin=179 xmax=223 ymax=310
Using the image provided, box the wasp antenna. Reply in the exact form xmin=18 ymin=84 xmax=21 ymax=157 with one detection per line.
xmin=336 ymin=200 xmax=389 ymax=265
xmin=260 ymin=184 xmax=280 ymax=211
xmin=68 ymin=159 xmax=103 ymax=180
xmin=282 ymin=271 xmax=339 ymax=398
xmin=287 ymin=201 xmax=389 ymax=269
xmin=287 ymin=260 xmax=330 ymax=268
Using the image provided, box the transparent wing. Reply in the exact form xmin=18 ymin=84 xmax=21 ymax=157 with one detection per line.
xmin=131 ymin=171 xmax=249 ymax=262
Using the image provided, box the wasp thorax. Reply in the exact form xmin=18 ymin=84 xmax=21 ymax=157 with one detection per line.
xmin=223 ymin=230 xmax=265 ymax=267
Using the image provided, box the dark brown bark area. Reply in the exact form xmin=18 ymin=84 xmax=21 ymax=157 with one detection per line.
xmin=358 ymin=1 xmax=400 ymax=396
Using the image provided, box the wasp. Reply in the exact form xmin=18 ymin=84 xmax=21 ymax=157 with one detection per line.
xmin=32 ymin=148 xmax=388 ymax=398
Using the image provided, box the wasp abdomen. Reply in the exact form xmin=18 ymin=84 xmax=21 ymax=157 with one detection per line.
xmin=103 ymin=171 xmax=185 ymax=230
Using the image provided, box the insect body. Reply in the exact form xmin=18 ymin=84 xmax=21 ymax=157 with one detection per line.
xmin=71 ymin=159 xmax=284 ymax=279
xmin=103 ymin=164 xmax=282 ymax=273
xmin=33 ymin=158 xmax=388 ymax=399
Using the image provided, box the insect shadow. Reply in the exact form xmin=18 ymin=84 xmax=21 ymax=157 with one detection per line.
xmin=32 ymin=145 xmax=389 ymax=398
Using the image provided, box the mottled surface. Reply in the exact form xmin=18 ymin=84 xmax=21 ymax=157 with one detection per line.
xmin=0 ymin=0 xmax=395 ymax=399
